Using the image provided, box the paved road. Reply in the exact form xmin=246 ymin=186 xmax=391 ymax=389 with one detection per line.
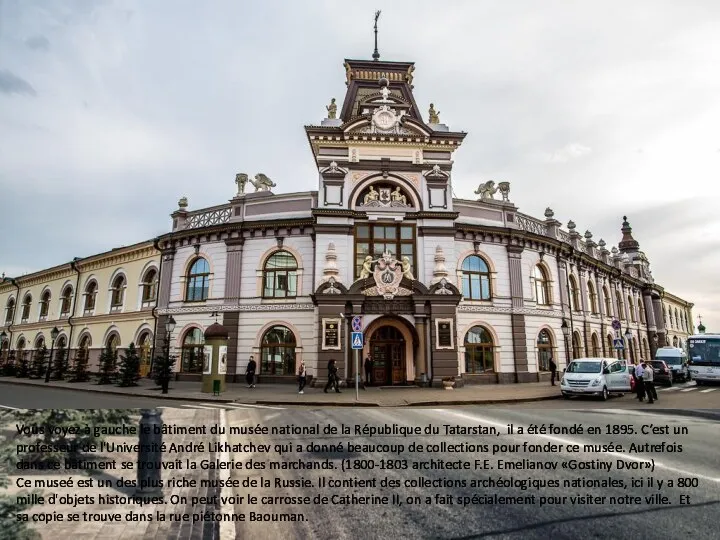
xmin=227 ymin=407 xmax=720 ymax=540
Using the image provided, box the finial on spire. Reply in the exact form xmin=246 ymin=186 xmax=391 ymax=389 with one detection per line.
xmin=372 ymin=10 xmax=381 ymax=61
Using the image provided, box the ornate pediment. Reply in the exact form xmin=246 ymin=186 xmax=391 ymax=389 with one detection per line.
xmin=357 ymin=250 xmax=415 ymax=299
xmin=357 ymin=183 xmax=412 ymax=208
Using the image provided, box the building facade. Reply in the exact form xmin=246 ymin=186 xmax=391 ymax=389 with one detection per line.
xmin=0 ymin=54 xmax=695 ymax=386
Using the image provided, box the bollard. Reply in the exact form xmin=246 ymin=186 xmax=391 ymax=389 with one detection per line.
xmin=135 ymin=408 xmax=163 ymax=497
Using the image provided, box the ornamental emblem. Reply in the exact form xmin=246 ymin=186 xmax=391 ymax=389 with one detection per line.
xmin=373 ymin=251 xmax=403 ymax=299
xmin=371 ymin=105 xmax=404 ymax=133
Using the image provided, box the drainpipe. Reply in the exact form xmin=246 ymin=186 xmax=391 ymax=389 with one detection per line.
xmin=564 ymin=256 xmax=575 ymax=358
xmin=5 ymin=277 xmax=21 ymax=350
xmin=150 ymin=236 xmax=165 ymax=376
xmin=426 ymin=312 xmax=433 ymax=386
xmin=66 ymin=258 xmax=82 ymax=354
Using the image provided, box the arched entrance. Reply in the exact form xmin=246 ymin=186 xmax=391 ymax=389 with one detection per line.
xmin=368 ymin=326 xmax=406 ymax=386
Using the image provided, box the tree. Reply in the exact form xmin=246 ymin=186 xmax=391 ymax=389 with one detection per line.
xmin=29 ymin=346 xmax=48 ymax=380
xmin=51 ymin=344 xmax=69 ymax=380
xmin=154 ymin=352 xmax=176 ymax=394
xmin=117 ymin=343 xmax=141 ymax=387
xmin=97 ymin=345 xmax=118 ymax=385
xmin=16 ymin=350 xmax=30 ymax=378
xmin=1 ymin=351 xmax=17 ymax=377
xmin=68 ymin=348 xmax=90 ymax=383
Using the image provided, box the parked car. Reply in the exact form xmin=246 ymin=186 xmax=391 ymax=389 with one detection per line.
xmin=649 ymin=360 xmax=673 ymax=386
xmin=560 ymin=358 xmax=632 ymax=401
xmin=655 ymin=346 xmax=691 ymax=382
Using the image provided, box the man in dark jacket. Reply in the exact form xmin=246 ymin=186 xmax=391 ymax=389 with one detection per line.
xmin=364 ymin=355 xmax=373 ymax=387
xmin=324 ymin=359 xmax=341 ymax=393
xmin=549 ymin=357 xmax=557 ymax=386
xmin=246 ymin=356 xmax=256 ymax=388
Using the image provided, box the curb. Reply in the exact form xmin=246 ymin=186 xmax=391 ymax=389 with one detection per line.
xmin=639 ymin=408 xmax=720 ymax=422
xmin=245 ymin=394 xmax=562 ymax=407
xmin=0 ymin=379 xmax=235 ymax=403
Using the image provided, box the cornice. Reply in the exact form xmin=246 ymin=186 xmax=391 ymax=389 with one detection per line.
xmin=158 ymin=303 xmax=315 ymax=315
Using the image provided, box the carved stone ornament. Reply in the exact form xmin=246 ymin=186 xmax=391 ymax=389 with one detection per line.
xmin=358 ymin=184 xmax=411 ymax=208
xmin=372 ymin=251 xmax=404 ymax=299
xmin=435 ymin=278 xmax=454 ymax=295
xmin=371 ymin=105 xmax=405 ymax=133
xmin=498 ymin=181 xmax=510 ymax=202
xmin=249 ymin=173 xmax=276 ymax=192
xmin=474 ymin=181 xmax=498 ymax=200
xmin=323 ymin=277 xmax=341 ymax=294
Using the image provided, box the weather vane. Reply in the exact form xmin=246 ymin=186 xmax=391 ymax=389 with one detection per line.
xmin=372 ymin=10 xmax=381 ymax=61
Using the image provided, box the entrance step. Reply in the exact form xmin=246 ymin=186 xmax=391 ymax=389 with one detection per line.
xmin=377 ymin=385 xmax=420 ymax=390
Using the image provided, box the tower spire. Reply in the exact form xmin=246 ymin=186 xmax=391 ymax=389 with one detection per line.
xmin=372 ymin=10 xmax=381 ymax=61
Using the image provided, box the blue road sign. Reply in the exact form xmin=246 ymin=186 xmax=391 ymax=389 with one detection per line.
xmin=352 ymin=316 xmax=363 ymax=332
xmin=613 ymin=338 xmax=625 ymax=350
xmin=351 ymin=332 xmax=364 ymax=349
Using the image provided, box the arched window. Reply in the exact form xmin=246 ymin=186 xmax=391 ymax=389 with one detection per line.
xmin=263 ymin=252 xmax=298 ymax=299
xmin=1 ymin=338 xmax=8 ymax=362
xmin=603 ymin=287 xmax=612 ymax=318
xmin=642 ymin=337 xmax=650 ymax=360
xmin=56 ymin=335 xmax=67 ymax=350
xmin=628 ymin=296 xmax=635 ymax=323
xmin=106 ymin=333 xmax=120 ymax=353
xmin=181 ymin=328 xmax=205 ymax=373
xmin=639 ymin=301 xmax=646 ymax=325
xmin=141 ymin=269 xmax=158 ymax=304
xmin=261 ymin=326 xmax=296 ymax=375
xmin=34 ymin=335 xmax=45 ymax=350
xmin=5 ymin=297 xmax=15 ymax=324
xmin=537 ymin=330 xmax=554 ymax=371
xmin=607 ymin=334 xmax=614 ymax=356
xmin=110 ymin=275 xmax=126 ymax=309
xmin=84 ymin=281 xmax=97 ymax=312
xmin=60 ymin=286 xmax=73 ymax=316
xmin=186 ymin=258 xmax=210 ymax=301
xmin=672 ymin=335 xmax=678 ymax=347
xmin=21 ymin=294 xmax=32 ymax=322
xmin=138 ymin=332 xmax=153 ymax=377
xmin=674 ymin=309 xmax=680 ymax=329
xmin=663 ymin=305 xmax=667 ymax=325
xmin=569 ymin=275 xmax=581 ymax=312
xmin=17 ymin=338 xmax=27 ymax=364
xmin=533 ymin=265 xmax=550 ymax=305
xmin=587 ymin=281 xmax=598 ymax=314
xmin=39 ymin=290 xmax=51 ymax=320
xmin=572 ymin=331 xmax=583 ymax=359
xmin=461 ymin=255 xmax=491 ymax=300
xmin=615 ymin=291 xmax=624 ymax=320
xmin=464 ymin=326 xmax=494 ymax=373
xmin=591 ymin=334 xmax=601 ymax=357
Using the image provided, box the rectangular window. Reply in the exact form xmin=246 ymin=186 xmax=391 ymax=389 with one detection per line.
xmin=354 ymin=224 xmax=416 ymax=279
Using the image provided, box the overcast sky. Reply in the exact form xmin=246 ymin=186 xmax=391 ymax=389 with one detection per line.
xmin=1 ymin=0 xmax=719 ymax=331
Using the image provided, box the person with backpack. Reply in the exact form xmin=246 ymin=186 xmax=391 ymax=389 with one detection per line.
xmin=297 ymin=360 xmax=307 ymax=394
xmin=246 ymin=355 xmax=257 ymax=388
xmin=324 ymin=358 xmax=341 ymax=393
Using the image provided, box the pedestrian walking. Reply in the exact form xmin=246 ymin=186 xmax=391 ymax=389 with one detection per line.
xmin=246 ymin=355 xmax=257 ymax=388
xmin=324 ymin=358 xmax=341 ymax=393
xmin=549 ymin=357 xmax=557 ymax=386
xmin=364 ymin=354 xmax=373 ymax=387
xmin=297 ymin=360 xmax=307 ymax=394
xmin=643 ymin=361 xmax=657 ymax=403
xmin=634 ymin=360 xmax=645 ymax=401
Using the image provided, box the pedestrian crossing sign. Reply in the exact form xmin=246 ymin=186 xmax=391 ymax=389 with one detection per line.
xmin=613 ymin=338 xmax=625 ymax=350
xmin=351 ymin=332 xmax=364 ymax=349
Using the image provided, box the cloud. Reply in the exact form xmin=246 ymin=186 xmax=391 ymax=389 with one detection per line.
xmin=540 ymin=143 xmax=592 ymax=163
xmin=0 ymin=70 xmax=36 ymax=96
xmin=25 ymin=35 xmax=50 ymax=51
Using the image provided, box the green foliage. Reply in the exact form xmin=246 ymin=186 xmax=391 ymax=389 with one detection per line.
xmin=117 ymin=343 xmax=141 ymax=387
xmin=154 ymin=352 xmax=177 ymax=392
xmin=68 ymin=349 xmax=91 ymax=383
xmin=97 ymin=345 xmax=118 ymax=385
xmin=28 ymin=346 xmax=48 ymax=380
xmin=16 ymin=351 xmax=30 ymax=378
xmin=1 ymin=351 xmax=17 ymax=377
xmin=51 ymin=345 xmax=70 ymax=381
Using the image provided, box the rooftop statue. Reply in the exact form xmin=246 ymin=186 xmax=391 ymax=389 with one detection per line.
xmin=406 ymin=65 xmax=414 ymax=86
xmin=326 ymin=98 xmax=337 ymax=119
xmin=401 ymin=256 xmax=414 ymax=280
xmin=235 ymin=173 xmax=248 ymax=195
xmin=360 ymin=256 xmax=374 ymax=279
xmin=474 ymin=180 xmax=498 ymax=200
xmin=250 ymin=173 xmax=276 ymax=192
xmin=428 ymin=103 xmax=440 ymax=124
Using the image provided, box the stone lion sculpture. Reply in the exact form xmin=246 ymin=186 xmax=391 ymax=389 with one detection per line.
xmin=474 ymin=180 xmax=498 ymax=200
xmin=250 ymin=173 xmax=277 ymax=192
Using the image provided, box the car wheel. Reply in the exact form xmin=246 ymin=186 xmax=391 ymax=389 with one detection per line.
xmin=601 ymin=386 xmax=609 ymax=401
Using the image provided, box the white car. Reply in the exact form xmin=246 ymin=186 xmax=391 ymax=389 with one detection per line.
xmin=560 ymin=357 xmax=632 ymax=401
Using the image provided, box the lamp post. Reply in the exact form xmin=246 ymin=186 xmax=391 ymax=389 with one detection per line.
xmin=624 ymin=327 xmax=634 ymax=365
xmin=44 ymin=326 xmax=60 ymax=383
xmin=135 ymin=408 xmax=163 ymax=497
xmin=159 ymin=316 xmax=176 ymax=394
xmin=0 ymin=330 xmax=7 ymax=365
xmin=561 ymin=318 xmax=570 ymax=365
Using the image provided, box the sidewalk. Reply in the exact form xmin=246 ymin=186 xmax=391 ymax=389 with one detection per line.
xmin=0 ymin=375 xmax=561 ymax=406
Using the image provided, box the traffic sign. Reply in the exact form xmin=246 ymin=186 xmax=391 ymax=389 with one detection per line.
xmin=351 ymin=316 xmax=363 ymax=332
xmin=351 ymin=332 xmax=364 ymax=349
xmin=611 ymin=319 xmax=621 ymax=331
xmin=613 ymin=338 xmax=625 ymax=350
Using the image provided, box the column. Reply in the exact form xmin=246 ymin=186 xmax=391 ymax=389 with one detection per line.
xmin=506 ymin=245 xmax=528 ymax=381
xmin=651 ymin=295 xmax=666 ymax=348
xmin=224 ymin=238 xmax=244 ymax=303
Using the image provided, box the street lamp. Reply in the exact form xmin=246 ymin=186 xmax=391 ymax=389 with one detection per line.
xmin=45 ymin=326 xmax=60 ymax=383
xmin=561 ymin=318 xmax=570 ymax=364
xmin=159 ymin=316 xmax=176 ymax=394
xmin=0 ymin=331 xmax=7 ymax=365
xmin=624 ymin=327 xmax=634 ymax=364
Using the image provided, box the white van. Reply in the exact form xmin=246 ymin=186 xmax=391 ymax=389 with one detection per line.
xmin=655 ymin=347 xmax=690 ymax=382
xmin=560 ymin=358 xmax=632 ymax=401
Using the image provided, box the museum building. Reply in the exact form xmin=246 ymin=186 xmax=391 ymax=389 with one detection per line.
xmin=0 ymin=54 xmax=695 ymax=386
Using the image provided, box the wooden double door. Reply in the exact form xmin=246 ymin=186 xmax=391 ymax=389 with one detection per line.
xmin=369 ymin=326 xmax=406 ymax=386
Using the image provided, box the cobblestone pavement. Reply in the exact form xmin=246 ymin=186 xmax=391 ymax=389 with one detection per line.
xmin=5 ymin=408 xmax=227 ymax=540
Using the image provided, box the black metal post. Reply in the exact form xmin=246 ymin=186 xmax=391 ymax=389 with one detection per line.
xmin=45 ymin=337 xmax=57 ymax=383
xmin=162 ymin=332 xmax=171 ymax=394
xmin=563 ymin=336 xmax=570 ymax=365
xmin=135 ymin=408 xmax=163 ymax=496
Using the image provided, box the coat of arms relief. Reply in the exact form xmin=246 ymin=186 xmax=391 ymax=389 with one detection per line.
xmin=359 ymin=251 xmax=414 ymax=299
xmin=358 ymin=184 xmax=410 ymax=208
